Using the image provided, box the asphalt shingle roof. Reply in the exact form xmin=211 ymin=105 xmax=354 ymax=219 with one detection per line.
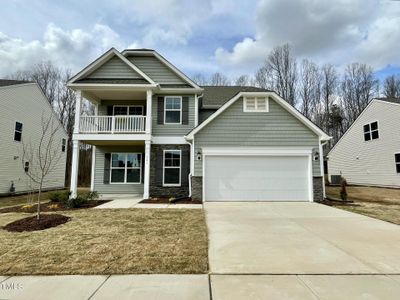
xmin=0 ymin=79 xmax=33 ymax=87
xmin=200 ymin=86 xmax=271 ymax=107
xmin=376 ymin=97 xmax=400 ymax=104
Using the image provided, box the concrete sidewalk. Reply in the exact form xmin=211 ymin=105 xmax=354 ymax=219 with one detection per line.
xmin=94 ymin=197 xmax=202 ymax=209
xmin=3 ymin=274 xmax=400 ymax=299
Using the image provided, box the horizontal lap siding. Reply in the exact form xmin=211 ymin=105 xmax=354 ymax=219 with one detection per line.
xmin=328 ymin=101 xmax=400 ymax=187
xmin=194 ymin=97 xmax=320 ymax=176
xmin=88 ymin=56 xmax=143 ymax=79
xmin=0 ymin=84 xmax=67 ymax=194
xmin=94 ymin=146 xmax=144 ymax=194
xmin=152 ymin=95 xmax=195 ymax=136
xmin=128 ymin=56 xmax=186 ymax=84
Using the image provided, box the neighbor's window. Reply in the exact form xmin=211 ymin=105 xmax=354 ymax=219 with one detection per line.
xmin=363 ymin=121 xmax=379 ymax=141
xmin=14 ymin=121 xmax=23 ymax=142
xmin=163 ymin=150 xmax=181 ymax=186
xmin=243 ymin=97 xmax=269 ymax=112
xmin=61 ymin=139 xmax=66 ymax=152
xmin=395 ymin=154 xmax=400 ymax=174
xmin=164 ymin=96 xmax=182 ymax=124
xmin=110 ymin=153 xmax=141 ymax=184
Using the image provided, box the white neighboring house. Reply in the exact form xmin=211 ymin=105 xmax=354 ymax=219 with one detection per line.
xmin=0 ymin=80 xmax=68 ymax=196
xmin=328 ymin=98 xmax=400 ymax=188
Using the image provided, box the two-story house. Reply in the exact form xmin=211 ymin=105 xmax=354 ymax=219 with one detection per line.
xmin=67 ymin=48 xmax=330 ymax=202
xmin=328 ymin=98 xmax=400 ymax=187
xmin=0 ymin=80 xmax=68 ymax=195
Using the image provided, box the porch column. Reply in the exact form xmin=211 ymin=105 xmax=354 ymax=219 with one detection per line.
xmin=70 ymin=140 xmax=80 ymax=199
xmin=73 ymin=90 xmax=82 ymax=134
xmin=90 ymin=103 xmax=98 ymax=192
xmin=146 ymin=89 xmax=152 ymax=134
xmin=143 ymin=140 xmax=151 ymax=199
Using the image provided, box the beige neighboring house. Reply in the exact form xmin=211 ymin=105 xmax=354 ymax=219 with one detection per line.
xmin=328 ymin=98 xmax=400 ymax=188
xmin=0 ymin=80 xmax=68 ymax=196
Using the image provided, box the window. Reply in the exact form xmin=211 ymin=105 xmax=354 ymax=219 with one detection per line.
xmin=395 ymin=154 xmax=400 ymax=174
xmin=363 ymin=121 xmax=379 ymax=141
xmin=61 ymin=139 xmax=66 ymax=152
xmin=243 ymin=97 xmax=269 ymax=112
xmin=164 ymin=96 xmax=182 ymax=124
xmin=113 ymin=105 xmax=144 ymax=116
xmin=110 ymin=153 xmax=141 ymax=184
xmin=163 ymin=150 xmax=181 ymax=186
xmin=14 ymin=121 xmax=23 ymax=142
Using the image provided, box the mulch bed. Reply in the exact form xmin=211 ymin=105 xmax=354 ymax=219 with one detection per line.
xmin=0 ymin=200 xmax=110 ymax=214
xmin=3 ymin=214 xmax=71 ymax=232
xmin=140 ymin=197 xmax=202 ymax=204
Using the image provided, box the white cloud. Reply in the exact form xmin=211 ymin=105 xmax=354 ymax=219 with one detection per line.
xmin=215 ymin=0 xmax=400 ymax=73
xmin=0 ymin=23 xmax=123 ymax=76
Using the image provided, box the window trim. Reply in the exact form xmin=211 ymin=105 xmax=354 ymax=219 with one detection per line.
xmin=363 ymin=120 xmax=379 ymax=142
xmin=164 ymin=96 xmax=182 ymax=124
xmin=243 ymin=96 xmax=269 ymax=112
xmin=112 ymin=105 xmax=144 ymax=116
xmin=14 ymin=121 xmax=23 ymax=142
xmin=163 ymin=149 xmax=181 ymax=187
xmin=395 ymin=152 xmax=400 ymax=174
xmin=110 ymin=152 xmax=142 ymax=184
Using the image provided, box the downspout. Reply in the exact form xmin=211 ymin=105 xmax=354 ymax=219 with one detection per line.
xmin=185 ymin=139 xmax=193 ymax=198
xmin=320 ymin=139 xmax=329 ymax=199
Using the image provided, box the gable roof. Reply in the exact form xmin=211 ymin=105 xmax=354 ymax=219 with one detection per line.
xmin=0 ymin=79 xmax=33 ymax=87
xmin=186 ymin=91 xmax=330 ymax=141
xmin=375 ymin=97 xmax=400 ymax=105
xmin=68 ymin=48 xmax=156 ymax=86
xmin=201 ymin=86 xmax=271 ymax=108
xmin=122 ymin=49 xmax=201 ymax=90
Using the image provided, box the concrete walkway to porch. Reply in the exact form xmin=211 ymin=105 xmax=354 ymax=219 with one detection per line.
xmin=95 ymin=196 xmax=202 ymax=209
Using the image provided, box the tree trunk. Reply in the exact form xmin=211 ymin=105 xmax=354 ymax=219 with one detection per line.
xmin=37 ymin=181 xmax=43 ymax=221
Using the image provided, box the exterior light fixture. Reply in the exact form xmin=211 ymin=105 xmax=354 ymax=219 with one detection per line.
xmin=313 ymin=151 xmax=320 ymax=161
xmin=196 ymin=151 xmax=202 ymax=161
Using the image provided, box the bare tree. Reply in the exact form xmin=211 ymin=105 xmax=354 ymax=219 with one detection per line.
xmin=254 ymin=66 xmax=271 ymax=89
xmin=264 ymin=43 xmax=298 ymax=105
xmin=340 ymin=63 xmax=378 ymax=129
xmin=235 ymin=75 xmax=250 ymax=86
xmin=383 ymin=74 xmax=400 ymax=98
xmin=299 ymin=59 xmax=321 ymax=119
xmin=21 ymin=114 xmax=64 ymax=220
xmin=210 ymin=72 xmax=230 ymax=86
xmin=192 ymin=73 xmax=209 ymax=86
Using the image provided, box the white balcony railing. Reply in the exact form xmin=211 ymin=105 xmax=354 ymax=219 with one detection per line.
xmin=79 ymin=115 xmax=146 ymax=134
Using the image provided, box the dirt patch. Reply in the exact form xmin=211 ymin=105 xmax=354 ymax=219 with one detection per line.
xmin=140 ymin=197 xmax=202 ymax=204
xmin=0 ymin=200 xmax=110 ymax=214
xmin=3 ymin=214 xmax=70 ymax=232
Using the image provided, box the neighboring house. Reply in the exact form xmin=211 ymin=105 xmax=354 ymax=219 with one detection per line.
xmin=67 ymin=48 xmax=330 ymax=202
xmin=0 ymin=80 xmax=68 ymax=195
xmin=328 ymin=98 xmax=400 ymax=188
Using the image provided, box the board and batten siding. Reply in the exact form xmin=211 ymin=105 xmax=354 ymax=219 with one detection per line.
xmin=87 ymin=56 xmax=143 ymax=79
xmin=151 ymin=95 xmax=196 ymax=136
xmin=94 ymin=146 xmax=144 ymax=194
xmin=194 ymin=97 xmax=320 ymax=177
xmin=0 ymin=84 xmax=67 ymax=194
xmin=328 ymin=100 xmax=400 ymax=187
xmin=127 ymin=56 xmax=186 ymax=84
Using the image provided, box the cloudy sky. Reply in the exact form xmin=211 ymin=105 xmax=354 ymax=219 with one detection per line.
xmin=0 ymin=0 xmax=399 ymax=80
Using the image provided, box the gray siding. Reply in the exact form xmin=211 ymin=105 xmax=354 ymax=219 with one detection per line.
xmin=194 ymin=97 xmax=320 ymax=176
xmin=128 ymin=56 xmax=186 ymax=84
xmin=88 ymin=56 xmax=143 ymax=79
xmin=0 ymin=84 xmax=67 ymax=194
xmin=94 ymin=146 xmax=144 ymax=194
xmin=152 ymin=95 xmax=195 ymax=136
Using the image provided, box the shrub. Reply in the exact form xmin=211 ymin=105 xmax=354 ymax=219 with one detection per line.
xmin=340 ymin=177 xmax=348 ymax=201
xmin=49 ymin=191 xmax=70 ymax=203
xmin=84 ymin=191 xmax=99 ymax=201
xmin=67 ymin=196 xmax=87 ymax=208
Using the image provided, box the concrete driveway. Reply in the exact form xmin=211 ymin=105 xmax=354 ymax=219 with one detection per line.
xmin=205 ymin=202 xmax=400 ymax=274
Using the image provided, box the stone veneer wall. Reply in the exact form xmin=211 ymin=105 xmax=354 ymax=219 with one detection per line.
xmin=191 ymin=176 xmax=203 ymax=201
xmin=149 ymin=144 xmax=190 ymax=198
xmin=313 ymin=176 xmax=324 ymax=202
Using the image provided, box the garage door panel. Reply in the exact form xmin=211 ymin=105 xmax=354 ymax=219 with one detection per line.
xmin=204 ymin=155 xmax=310 ymax=201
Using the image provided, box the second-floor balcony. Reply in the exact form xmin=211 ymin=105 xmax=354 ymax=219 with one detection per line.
xmin=79 ymin=115 xmax=146 ymax=134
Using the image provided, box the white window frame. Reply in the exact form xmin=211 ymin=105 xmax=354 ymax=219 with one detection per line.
xmin=395 ymin=153 xmax=400 ymax=174
xmin=163 ymin=149 xmax=181 ymax=187
xmin=110 ymin=152 xmax=142 ymax=184
xmin=243 ymin=96 xmax=269 ymax=112
xmin=164 ymin=96 xmax=182 ymax=124
xmin=14 ymin=121 xmax=23 ymax=142
xmin=113 ymin=105 xmax=144 ymax=116
xmin=363 ymin=120 xmax=379 ymax=141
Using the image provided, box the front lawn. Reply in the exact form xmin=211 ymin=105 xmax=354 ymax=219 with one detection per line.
xmin=325 ymin=185 xmax=400 ymax=225
xmin=0 ymin=209 xmax=208 ymax=275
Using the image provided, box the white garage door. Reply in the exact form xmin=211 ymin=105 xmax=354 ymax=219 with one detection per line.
xmin=204 ymin=155 xmax=310 ymax=201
